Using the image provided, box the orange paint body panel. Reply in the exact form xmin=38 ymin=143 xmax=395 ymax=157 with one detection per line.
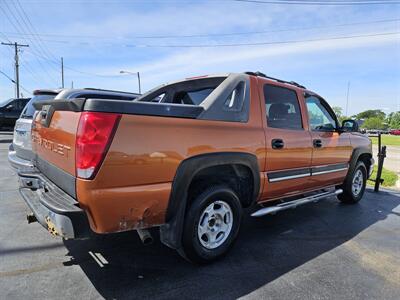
xmin=77 ymin=76 xmax=266 ymax=233
xmin=29 ymin=74 xmax=371 ymax=235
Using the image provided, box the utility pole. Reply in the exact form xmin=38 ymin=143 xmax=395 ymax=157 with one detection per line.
xmin=137 ymin=72 xmax=141 ymax=94
xmin=345 ymin=81 xmax=350 ymax=117
xmin=1 ymin=42 xmax=29 ymax=98
xmin=61 ymin=57 xmax=64 ymax=88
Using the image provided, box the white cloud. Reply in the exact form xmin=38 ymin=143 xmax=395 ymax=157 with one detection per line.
xmin=111 ymin=32 xmax=400 ymax=87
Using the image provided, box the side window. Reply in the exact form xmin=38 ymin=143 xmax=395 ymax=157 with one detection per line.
xmin=19 ymin=99 xmax=28 ymax=110
xmin=172 ymin=88 xmax=214 ymax=105
xmin=223 ymin=81 xmax=245 ymax=111
xmin=8 ymin=99 xmax=20 ymax=111
xmin=152 ymin=92 xmax=166 ymax=103
xmin=305 ymin=96 xmax=337 ymax=131
xmin=264 ymin=84 xmax=303 ymax=130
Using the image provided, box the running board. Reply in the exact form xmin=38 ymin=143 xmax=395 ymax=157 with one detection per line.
xmin=251 ymin=189 xmax=343 ymax=217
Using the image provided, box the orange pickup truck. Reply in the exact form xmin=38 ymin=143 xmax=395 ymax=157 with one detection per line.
xmin=18 ymin=72 xmax=373 ymax=263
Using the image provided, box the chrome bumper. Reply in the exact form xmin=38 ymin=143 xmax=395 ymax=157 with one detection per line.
xmin=8 ymin=144 xmax=34 ymax=171
xmin=18 ymin=171 xmax=90 ymax=239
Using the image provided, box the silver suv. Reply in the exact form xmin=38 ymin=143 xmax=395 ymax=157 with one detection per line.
xmin=8 ymin=88 xmax=140 ymax=170
xmin=8 ymin=89 xmax=62 ymax=170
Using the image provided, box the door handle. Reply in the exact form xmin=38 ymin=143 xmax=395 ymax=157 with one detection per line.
xmin=272 ymin=139 xmax=284 ymax=149
xmin=313 ymin=139 xmax=322 ymax=148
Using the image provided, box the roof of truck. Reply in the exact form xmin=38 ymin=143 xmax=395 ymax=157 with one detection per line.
xmin=245 ymin=71 xmax=306 ymax=89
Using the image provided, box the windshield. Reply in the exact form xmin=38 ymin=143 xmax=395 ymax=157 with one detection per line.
xmin=21 ymin=94 xmax=57 ymax=118
xmin=0 ymin=98 xmax=13 ymax=107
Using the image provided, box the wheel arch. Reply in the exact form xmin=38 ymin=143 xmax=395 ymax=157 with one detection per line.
xmin=349 ymin=147 xmax=373 ymax=175
xmin=160 ymin=152 xmax=260 ymax=250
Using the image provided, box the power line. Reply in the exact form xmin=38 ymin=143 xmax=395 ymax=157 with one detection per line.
xmin=25 ymin=30 xmax=400 ymax=78
xmin=1 ymin=18 xmax=399 ymax=40
xmin=1 ymin=30 xmax=54 ymax=86
xmin=0 ymin=69 xmax=16 ymax=83
xmin=0 ymin=69 xmax=31 ymax=95
xmin=1 ymin=2 xmax=59 ymax=86
xmin=1 ymin=42 xmax=29 ymax=98
xmin=233 ymin=0 xmax=400 ymax=5
xmin=27 ymin=50 xmax=120 ymax=77
xmin=12 ymin=0 xmax=63 ymax=87
xmin=121 ymin=31 xmax=400 ymax=48
xmin=20 ymin=57 xmax=50 ymax=86
xmin=13 ymin=0 xmax=59 ymax=62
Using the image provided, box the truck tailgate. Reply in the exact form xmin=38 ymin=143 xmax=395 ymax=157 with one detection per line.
xmin=31 ymin=110 xmax=81 ymax=196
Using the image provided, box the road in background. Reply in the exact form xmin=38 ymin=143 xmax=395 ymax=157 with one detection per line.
xmin=373 ymin=145 xmax=400 ymax=174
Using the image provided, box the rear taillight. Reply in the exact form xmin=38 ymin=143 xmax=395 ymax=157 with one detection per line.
xmin=75 ymin=112 xmax=121 ymax=179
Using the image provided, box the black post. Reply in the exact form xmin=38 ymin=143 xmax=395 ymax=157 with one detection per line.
xmin=374 ymin=133 xmax=386 ymax=192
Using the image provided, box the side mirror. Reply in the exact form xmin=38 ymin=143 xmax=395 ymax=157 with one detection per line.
xmin=341 ymin=119 xmax=359 ymax=132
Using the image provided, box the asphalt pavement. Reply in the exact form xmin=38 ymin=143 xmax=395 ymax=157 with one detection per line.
xmin=1 ymin=131 xmax=400 ymax=300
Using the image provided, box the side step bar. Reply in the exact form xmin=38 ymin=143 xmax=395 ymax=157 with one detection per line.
xmin=251 ymin=189 xmax=343 ymax=217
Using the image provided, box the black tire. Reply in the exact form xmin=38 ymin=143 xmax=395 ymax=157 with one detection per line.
xmin=338 ymin=161 xmax=367 ymax=204
xmin=180 ymin=185 xmax=242 ymax=264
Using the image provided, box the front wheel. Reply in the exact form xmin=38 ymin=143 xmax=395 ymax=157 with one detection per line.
xmin=181 ymin=185 xmax=242 ymax=264
xmin=338 ymin=161 xmax=367 ymax=204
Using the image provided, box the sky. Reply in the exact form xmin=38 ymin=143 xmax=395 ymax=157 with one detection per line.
xmin=0 ymin=0 xmax=399 ymax=116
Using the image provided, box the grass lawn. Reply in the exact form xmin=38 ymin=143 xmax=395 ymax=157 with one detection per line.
xmin=369 ymin=135 xmax=400 ymax=146
xmin=368 ymin=167 xmax=398 ymax=187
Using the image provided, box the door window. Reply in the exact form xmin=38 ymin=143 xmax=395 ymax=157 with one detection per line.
xmin=305 ymin=96 xmax=337 ymax=131
xmin=7 ymin=99 xmax=20 ymax=111
xmin=264 ymin=84 xmax=303 ymax=130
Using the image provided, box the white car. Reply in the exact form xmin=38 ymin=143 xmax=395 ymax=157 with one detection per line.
xmin=8 ymin=89 xmax=62 ymax=170
xmin=8 ymin=88 xmax=140 ymax=170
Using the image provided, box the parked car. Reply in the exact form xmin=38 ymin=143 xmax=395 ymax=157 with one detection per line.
xmin=380 ymin=129 xmax=389 ymax=134
xmin=18 ymin=72 xmax=374 ymax=264
xmin=390 ymin=129 xmax=400 ymax=135
xmin=8 ymin=89 xmax=62 ymax=171
xmin=8 ymin=88 xmax=140 ymax=171
xmin=0 ymin=97 xmax=30 ymax=129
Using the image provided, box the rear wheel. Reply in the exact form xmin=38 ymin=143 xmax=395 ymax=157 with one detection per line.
xmin=338 ymin=161 xmax=367 ymax=204
xmin=180 ymin=185 xmax=242 ymax=264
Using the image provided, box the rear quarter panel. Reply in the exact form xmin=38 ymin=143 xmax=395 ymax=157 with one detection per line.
xmin=77 ymin=77 xmax=266 ymax=233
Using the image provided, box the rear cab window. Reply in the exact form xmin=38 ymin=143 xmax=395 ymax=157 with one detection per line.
xmin=22 ymin=94 xmax=57 ymax=119
xmin=264 ymin=84 xmax=303 ymax=130
xmin=137 ymin=77 xmax=226 ymax=106
xmin=135 ymin=74 xmax=250 ymax=122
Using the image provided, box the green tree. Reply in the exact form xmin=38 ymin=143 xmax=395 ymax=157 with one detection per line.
xmin=356 ymin=109 xmax=385 ymax=120
xmin=332 ymin=106 xmax=348 ymax=123
xmin=362 ymin=117 xmax=385 ymax=130
xmin=387 ymin=111 xmax=400 ymax=129
xmin=332 ymin=106 xmax=343 ymax=118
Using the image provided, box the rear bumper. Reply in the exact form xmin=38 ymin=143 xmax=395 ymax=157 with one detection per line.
xmin=8 ymin=144 xmax=34 ymax=171
xmin=18 ymin=171 xmax=91 ymax=239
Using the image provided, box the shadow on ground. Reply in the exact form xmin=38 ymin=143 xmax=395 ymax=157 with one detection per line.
xmin=63 ymin=190 xmax=399 ymax=299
